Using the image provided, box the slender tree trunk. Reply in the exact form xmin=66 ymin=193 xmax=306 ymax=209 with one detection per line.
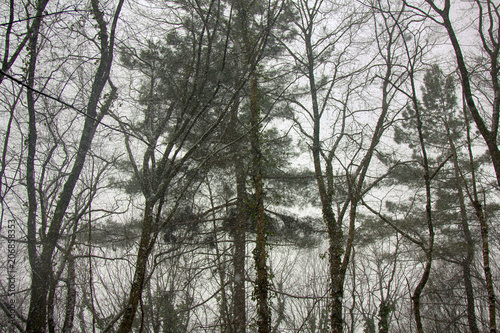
xmin=233 ymin=161 xmax=247 ymax=333
xmin=232 ymin=0 xmax=271 ymax=330
xmin=47 ymin=273 xmax=57 ymax=333
xmin=25 ymin=0 xmax=44 ymax=330
xmin=464 ymin=106 xmax=498 ymax=333
xmin=0 ymin=0 xmax=49 ymax=85
xmin=445 ymin=121 xmax=480 ymax=333
xmin=250 ymin=72 xmax=271 ymax=333
xmin=457 ymin=176 xmax=480 ymax=333
xmin=229 ymin=89 xmax=247 ymax=333
xmin=305 ymin=22 xmax=345 ymax=331
xmin=409 ymin=63 xmax=434 ymax=333
xmin=411 ymin=258 xmax=432 ymax=333
xmin=461 ymin=247 xmax=479 ymax=333
xmin=328 ymin=221 xmax=344 ymax=333
xmin=216 ymin=237 xmax=230 ymax=333
xmin=306 ymin=26 xmax=346 ymax=331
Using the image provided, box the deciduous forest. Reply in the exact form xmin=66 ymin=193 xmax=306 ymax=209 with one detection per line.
xmin=0 ymin=0 xmax=499 ymax=332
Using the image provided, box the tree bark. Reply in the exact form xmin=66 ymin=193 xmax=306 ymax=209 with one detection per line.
xmin=465 ymin=110 xmax=497 ymax=333
xmin=304 ymin=20 xmax=344 ymax=331
xmin=378 ymin=300 xmax=391 ymax=333
xmin=232 ymin=0 xmax=272 ymax=330
xmin=456 ymin=172 xmax=480 ymax=333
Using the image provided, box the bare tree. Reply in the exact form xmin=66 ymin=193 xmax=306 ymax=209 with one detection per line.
xmin=16 ymin=0 xmax=124 ymax=331
xmin=284 ymin=0 xmax=410 ymax=330
xmin=406 ymin=1 xmax=499 ymax=331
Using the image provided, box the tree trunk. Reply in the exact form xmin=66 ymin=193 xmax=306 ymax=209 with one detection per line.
xmin=378 ymin=300 xmax=391 ymax=333
xmin=462 ymin=99 xmax=498 ymax=333
xmin=232 ymin=92 xmax=247 ymax=333
xmin=446 ymin=123 xmax=480 ymax=333
xmin=411 ymin=258 xmax=432 ymax=333
xmin=410 ymin=61 xmax=434 ymax=333
xmin=116 ymin=200 xmax=156 ymax=333
xmin=328 ymin=223 xmax=344 ymax=333
xmin=0 ymin=0 xmax=49 ymax=85
xmin=62 ymin=255 xmax=77 ymax=333
xmin=25 ymin=0 xmax=44 ymax=330
xmin=473 ymin=201 xmax=497 ymax=333
xmin=232 ymin=0 xmax=271 ymax=330
xmin=457 ymin=172 xmax=480 ymax=333
xmin=47 ymin=273 xmax=57 ymax=333
xmin=250 ymin=72 xmax=271 ymax=333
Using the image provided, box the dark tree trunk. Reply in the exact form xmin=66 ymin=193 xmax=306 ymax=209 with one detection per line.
xmin=0 ymin=0 xmax=49 ymax=85
xmin=116 ymin=200 xmax=156 ymax=333
xmin=473 ymin=201 xmax=497 ymax=333
xmin=232 ymin=0 xmax=271 ymax=330
xmin=25 ymin=0 xmax=44 ymax=330
xmin=250 ymin=72 xmax=271 ymax=333
xmin=457 ymin=174 xmax=480 ymax=333
xmin=433 ymin=6 xmax=500 ymax=325
xmin=378 ymin=300 xmax=391 ymax=333
xmin=328 ymin=224 xmax=344 ymax=333
xmin=62 ymin=255 xmax=77 ymax=333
